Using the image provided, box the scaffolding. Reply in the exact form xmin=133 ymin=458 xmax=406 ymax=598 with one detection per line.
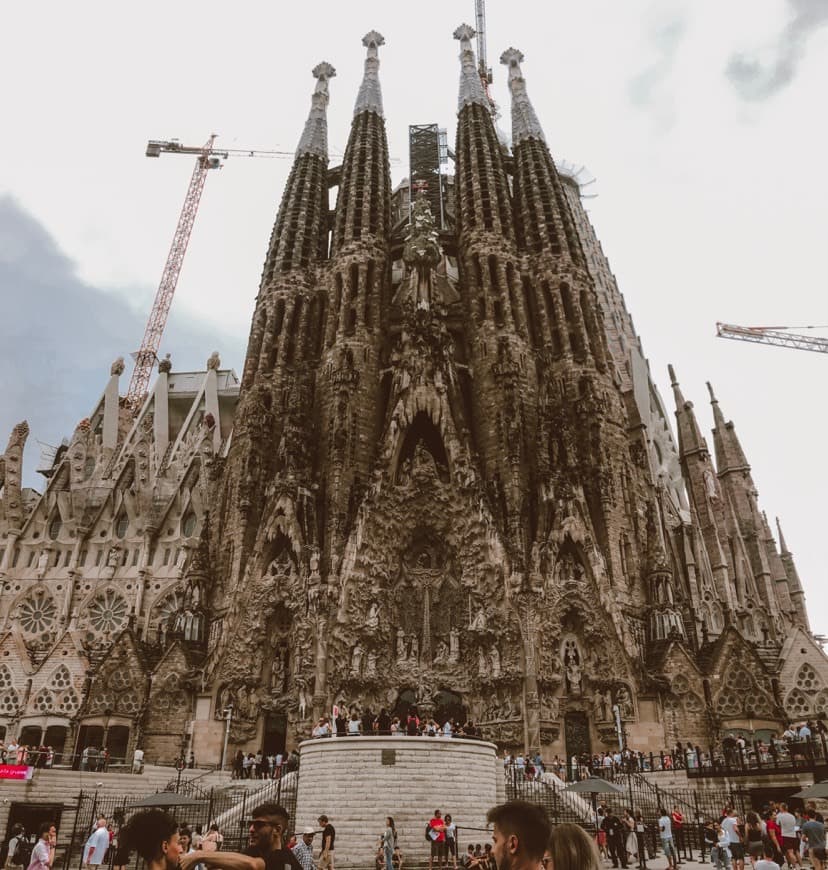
xmin=409 ymin=123 xmax=448 ymax=228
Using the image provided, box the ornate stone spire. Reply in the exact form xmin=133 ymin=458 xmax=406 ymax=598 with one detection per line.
xmin=296 ymin=62 xmax=336 ymax=159
xmin=354 ymin=31 xmax=385 ymax=117
xmin=500 ymin=47 xmax=546 ymax=147
xmin=454 ymin=24 xmax=489 ymax=112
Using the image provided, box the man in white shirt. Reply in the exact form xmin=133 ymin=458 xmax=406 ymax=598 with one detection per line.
xmin=132 ymin=747 xmax=144 ymax=774
xmin=755 ymin=842 xmax=781 ymax=870
xmin=659 ymin=808 xmax=677 ymax=869
xmin=799 ymin=722 xmax=812 ymax=740
xmin=83 ymin=817 xmax=110 ymax=870
xmin=721 ymin=809 xmax=744 ymax=870
xmin=442 ymin=720 xmax=453 ymax=738
xmin=776 ymin=803 xmax=801 ymax=869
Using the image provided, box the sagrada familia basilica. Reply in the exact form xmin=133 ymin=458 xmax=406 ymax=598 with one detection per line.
xmin=1 ymin=27 xmax=826 ymax=765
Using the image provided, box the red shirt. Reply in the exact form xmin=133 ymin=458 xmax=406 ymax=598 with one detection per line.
xmin=672 ymin=812 xmax=684 ymax=830
xmin=430 ymin=818 xmax=446 ymax=843
xmin=767 ymin=819 xmax=781 ymax=844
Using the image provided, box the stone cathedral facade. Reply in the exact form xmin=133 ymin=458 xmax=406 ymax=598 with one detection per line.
xmin=1 ymin=28 xmax=826 ymax=765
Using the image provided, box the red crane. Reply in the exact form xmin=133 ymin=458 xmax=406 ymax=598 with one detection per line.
xmin=126 ymin=136 xmax=294 ymax=411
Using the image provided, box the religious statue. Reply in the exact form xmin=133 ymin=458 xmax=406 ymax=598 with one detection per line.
xmin=409 ymin=634 xmax=419 ymax=661
xmin=396 ymin=628 xmax=407 ymax=662
xmin=35 ymin=550 xmax=49 ymax=579
xmin=563 ymin=639 xmax=583 ymax=694
xmin=350 ymin=644 xmax=364 ymax=676
xmin=365 ymin=601 xmax=380 ymax=631
xmin=366 ymin=651 xmax=378 ymax=677
xmin=490 ymin=645 xmax=501 ymax=677
xmin=434 ymin=641 xmax=449 ymax=664
xmin=593 ymin=689 xmax=607 ymax=722
xmin=470 ymin=608 xmax=487 ymax=631
xmin=478 ymin=647 xmax=488 ymax=677
xmin=615 ymin=686 xmax=634 ymax=720
xmin=449 ymin=627 xmax=460 ymax=663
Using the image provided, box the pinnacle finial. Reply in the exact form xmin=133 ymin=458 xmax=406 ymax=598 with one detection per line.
xmin=500 ymin=46 xmax=546 ymax=146
xmin=775 ymin=517 xmax=790 ymax=554
xmin=453 ymin=23 xmax=476 ymax=43
xmin=363 ymin=30 xmax=385 ymax=49
xmin=354 ymin=30 xmax=385 ymax=117
xmin=296 ymin=62 xmax=336 ymax=159
xmin=706 ymin=381 xmax=718 ymax=403
xmin=668 ymin=364 xmax=678 ymax=386
xmin=454 ymin=23 xmax=489 ymax=112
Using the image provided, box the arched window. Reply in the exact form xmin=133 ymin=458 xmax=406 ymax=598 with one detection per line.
xmin=48 ymin=515 xmax=62 ymax=541
xmin=181 ymin=511 xmax=197 ymax=538
xmin=115 ymin=512 xmax=129 ymax=539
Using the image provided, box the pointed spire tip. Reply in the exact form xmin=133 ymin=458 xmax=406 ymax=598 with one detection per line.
xmin=500 ymin=47 xmax=524 ymax=67
xmin=706 ymin=381 xmax=718 ymax=403
xmin=362 ymin=30 xmax=385 ymax=48
xmin=668 ymin=364 xmax=678 ymax=385
xmin=312 ymin=62 xmax=336 ymax=80
xmin=453 ymin=23 xmax=476 ymax=42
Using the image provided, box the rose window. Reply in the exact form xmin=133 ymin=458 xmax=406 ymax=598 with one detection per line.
xmin=684 ymin=692 xmax=704 ymax=713
xmin=785 ymin=688 xmax=810 ymax=718
xmin=50 ymin=665 xmax=72 ymax=690
xmin=672 ymin=674 xmax=690 ymax=695
xmin=59 ymin=689 xmax=80 ymax=714
xmin=0 ymin=690 xmax=19 ymax=715
xmin=0 ymin=665 xmax=12 ymax=691
xmin=119 ymin=692 xmax=141 ymax=715
xmin=795 ymin=664 xmax=820 ymax=692
xmin=33 ymin=689 xmax=55 ymax=714
xmin=716 ymin=691 xmax=741 ymax=717
xmin=87 ymin=590 xmax=128 ymax=634
xmin=814 ymin=689 xmax=828 ymax=716
xmin=18 ymin=592 xmax=57 ymax=636
xmin=154 ymin=590 xmax=184 ymax=628
xmin=109 ymin=670 xmax=130 ymax=692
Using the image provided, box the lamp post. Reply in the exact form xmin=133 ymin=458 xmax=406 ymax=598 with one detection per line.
xmin=220 ymin=705 xmax=233 ymax=774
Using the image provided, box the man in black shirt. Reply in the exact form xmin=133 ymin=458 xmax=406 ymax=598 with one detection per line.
xmin=180 ymin=802 xmax=302 ymax=870
xmin=602 ymin=807 xmax=628 ymax=869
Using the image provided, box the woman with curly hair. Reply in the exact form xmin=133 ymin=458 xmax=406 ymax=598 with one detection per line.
xmin=119 ymin=810 xmax=183 ymax=870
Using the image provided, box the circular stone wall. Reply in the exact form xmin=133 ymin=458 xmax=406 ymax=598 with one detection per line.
xmin=294 ymin=736 xmax=500 ymax=868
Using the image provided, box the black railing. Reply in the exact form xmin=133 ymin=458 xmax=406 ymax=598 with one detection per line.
xmin=507 ymin=765 xmax=751 ymax=867
xmin=60 ymin=765 xmax=298 ymax=870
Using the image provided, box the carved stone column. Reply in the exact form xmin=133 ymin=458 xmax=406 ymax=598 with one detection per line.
xmin=513 ymin=586 xmax=542 ymax=752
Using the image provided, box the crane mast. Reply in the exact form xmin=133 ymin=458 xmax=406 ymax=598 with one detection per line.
xmin=126 ymin=136 xmax=296 ymax=413
xmin=475 ymin=0 xmax=490 ymax=87
xmin=716 ymin=322 xmax=828 ymax=354
xmin=126 ymin=135 xmax=218 ymax=410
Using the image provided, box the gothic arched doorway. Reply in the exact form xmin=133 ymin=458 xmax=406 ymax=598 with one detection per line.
xmin=393 ymin=688 xmax=418 ymax=720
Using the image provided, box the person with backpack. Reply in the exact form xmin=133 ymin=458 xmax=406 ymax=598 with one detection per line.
xmin=4 ymin=824 xmax=28 ymax=870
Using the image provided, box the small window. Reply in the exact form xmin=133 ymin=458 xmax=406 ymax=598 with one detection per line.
xmin=83 ymin=456 xmax=95 ymax=480
xmin=181 ymin=511 xmax=197 ymax=537
xmin=79 ymin=550 xmax=88 ymax=567
xmin=48 ymin=516 xmax=62 ymax=540
xmin=95 ymin=550 xmax=103 ymax=567
xmin=163 ymin=548 xmax=171 ymax=566
xmin=132 ymin=549 xmax=140 ymax=567
xmin=115 ymin=513 xmax=129 ymax=539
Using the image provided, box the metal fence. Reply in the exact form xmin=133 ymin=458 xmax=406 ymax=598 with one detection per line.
xmin=506 ymin=767 xmax=752 ymax=866
xmin=59 ymin=766 xmax=298 ymax=870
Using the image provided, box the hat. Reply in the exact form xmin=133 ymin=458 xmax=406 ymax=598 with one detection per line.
xmin=303 ymin=827 xmax=316 ymax=835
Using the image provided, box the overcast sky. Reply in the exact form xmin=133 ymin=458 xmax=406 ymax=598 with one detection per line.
xmin=1 ymin=0 xmax=826 ymax=635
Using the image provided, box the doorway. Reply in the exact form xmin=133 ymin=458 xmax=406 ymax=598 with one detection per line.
xmin=564 ymin=711 xmax=591 ymax=779
xmin=18 ymin=725 xmax=43 ymax=747
xmin=262 ymin=713 xmax=287 ymax=755
xmin=1 ymin=803 xmax=63 ymax=863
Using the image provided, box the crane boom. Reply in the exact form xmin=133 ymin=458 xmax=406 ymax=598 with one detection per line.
xmin=126 ymin=135 xmax=219 ymax=410
xmin=716 ymin=322 xmax=828 ymax=354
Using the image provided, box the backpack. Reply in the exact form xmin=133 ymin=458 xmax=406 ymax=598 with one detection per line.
xmin=12 ymin=837 xmax=33 ymax=867
xmin=425 ymin=824 xmax=431 ymax=842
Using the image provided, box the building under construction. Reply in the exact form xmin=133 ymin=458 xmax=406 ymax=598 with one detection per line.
xmin=1 ymin=25 xmax=827 ymax=768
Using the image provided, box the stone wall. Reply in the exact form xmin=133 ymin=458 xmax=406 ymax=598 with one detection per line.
xmin=295 ymin=737 xmax=499 ymax=868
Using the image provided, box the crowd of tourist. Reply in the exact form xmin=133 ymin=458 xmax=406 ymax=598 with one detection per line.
xmin=309 ymin=708 xmax=483 ymax=740
xmin=0 ymin=740 xmax=56 ymax=768
xmin=230 ymin=748 xmax=300 ymax=779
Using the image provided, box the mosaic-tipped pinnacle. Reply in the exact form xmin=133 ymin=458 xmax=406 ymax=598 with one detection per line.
xmin=453 ymin=23 xmax=476 ymax=42
xmin=363 ymin=30 xmax=385 ymax=48
xmin=499 ymin=47 xmax=524 ymax=67
xmin=312 ymin=62 xmax=337 ymax=80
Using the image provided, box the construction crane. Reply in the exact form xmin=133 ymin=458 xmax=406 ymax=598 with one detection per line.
xmin=474 ymin=0 xmax=498 ymax=115
xmin=125 ymin=136 xmax=295 ymax=411
xmin=716 ymin=322 xmax=828 ymax=354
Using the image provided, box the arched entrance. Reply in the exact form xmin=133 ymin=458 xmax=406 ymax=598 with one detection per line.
xmin=564 ymin=711 xmax=591 ymax=780
xmin=44 ymin=725 xmax=68 ymax=763
xmin=434 ymin=690 xmax=466 ymax=726
xmin=18 ymin=725 xmax=43 ymax=747
xmin=393 ymin=689 xmax=418 ymax=720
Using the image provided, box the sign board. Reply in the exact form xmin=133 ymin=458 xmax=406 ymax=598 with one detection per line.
xmin=381 ymin=749 xmax=396 ymax=766
xmin=0 ymin=765 xmax=34 ymax=781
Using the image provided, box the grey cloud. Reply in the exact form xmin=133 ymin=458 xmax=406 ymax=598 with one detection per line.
xmin=726 ymin=0 xmax=828 ymax=100
xmin=0 ymin=195 xmax=243 ymax=488
xmin=628 ymin=17 xmax=687 ymax=131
